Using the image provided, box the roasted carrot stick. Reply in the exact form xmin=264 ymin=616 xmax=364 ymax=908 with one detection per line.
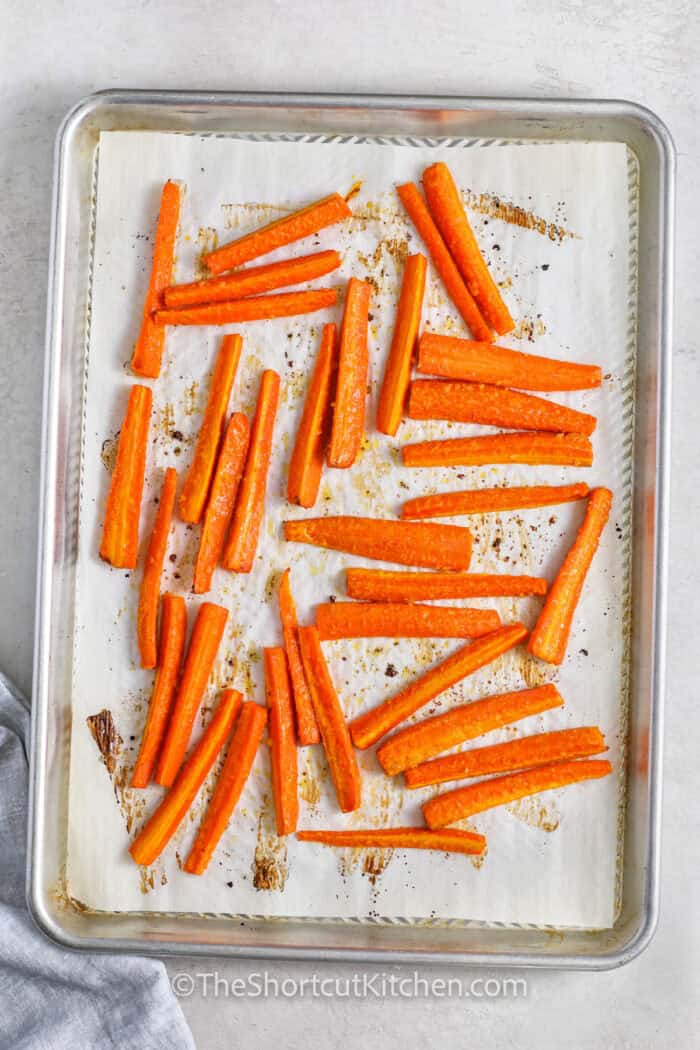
xmin=131 ymin=180 xmax=181 ymax=378
xmin=345 ymin=569 xmax=548 ymax=601
xmin=203 ymin=194 xmax=352 ymax=274
xmin=164 ymin=250 xmax=341 ymax=308
xmin=179 ymin=335 xmax=242 ymax=524
xmin=287 ymin=323 xmax=337 ymax=507
xmin=417 ymin=333 xmax=602 ymax=391
xmin=284 ymin=516 xmax=473 ymax=571
xmin=99 ymin=385 xmax=152 ymax=569
xmin=298 ymin=626 xmax=362 ymax=812
xmin=154 ymin=602 xmax=229 ymax=787
xmin=193 ymin=413 xmax=250 ymax=594
xmin=316 ymin=602 xmax=501 ymax=640
xmin=402 ymin=431 xmax=594 ymax=468
xmin=350 ymin=623 xmax=528 ymax=750
xmin=401 ymin=482 xmax=590 ymax=520
xmin=184 ymin=702 xmax=268 ymax=875
xmin=529 ymin=487 xmax=613 ymax=665
xmin=264 ymin=647 xmax=299 ymax=836
xmin=397 ymin=182 xmax=491 ymax=342
xmin=327 ymin=278 xmax=372 ymax=468
xmin=155 ymin=288 xmax=337 ymax=326
xmin=423 ymin=758 xmax=613 ymax=827
xmin=222 ymin=370 xmax=280 ymax=573
xmin=376 ymin=253 xmax=427 ymax=436
xmin=405 ymin=726 xmax=607 ymax=788
xmin=129 ymin=689 xmax=242 ymax=866
xmin=278 ymin=569 xmax=320 ymax=746
xmin=137 ymin=467 xmax=178 ymax=668
xmin=297 ymin=827 xmax=486 ymax=856
xmin=376 ymin=683 xmax=563 ymax=776
xmin=422 ymin=163 xmax=513 ymax=335
xmin=131 ymin=593 xmax=187 ymax=789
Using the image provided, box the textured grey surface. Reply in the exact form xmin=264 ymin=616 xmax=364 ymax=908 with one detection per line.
xmin=1 ymin=1 xmax=697 ymax=1046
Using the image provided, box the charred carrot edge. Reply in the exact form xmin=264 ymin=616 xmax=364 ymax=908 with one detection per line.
xmin=284 ymin=516 xmax=473 ymax=571
xmin=154 ymin=602 xmax=229 ymax=787
xmin=328 ymin=278 xmax=372 ymax=468
xmin=99 ymin=385 xmax=152 ymax=569
xmin=298 ymin=626 xmax=362 ymax=812
xmin=155 ymin=288 xmax=337 ymax=326
xmin=405 ymin=726 xmax=607 ymax=788
xmin=423 ymin=758 xmax=613 ymax=827
xmin=179 ymin=335 xmax=242 ymax=524
xmin=131 ymin=594 xmax=187 ymax=788
xmin=417 ymin=332 xmax=602 ymax=391
xmin=345 ymin=569 xmax=548 ymax=601
xmin=129 ymin=689 xmax=242 ymax=866
xmin=184 ymin=702 xmax=268 ymax=874
xmin=376 ymin=253 xmax=427 ymax=436
xmin=402 ymin=431 xmax=594 ymax=468
xmin=316 ymin=602 xmax=501 ymax=640
xmin=222 ymin=370 xmax=280 ymax=573
xmin=397 ymin=182 xmax=491 ymax=342
xmin=137 ymin=467 xmax=178 ymax=668
xmin=287 ymin=323 xmax=337 ymax=508
xmin=203 ymin=193 xmax=352 ymax=274
xmin=350 ymin=623 xmax=529 ymax=751
xmin=529 ymin=487 xmax=613 ymax=665
xmin=408 ymin=380 xmax=597 ymax=436
xmin=401 ymin=483 xmax=590 ymax=521
xmin=193 ymin=413 xmax=250 ymax=594
xmin=131 ymin=180 xmax=181 ymax=378
xmin=279 ymin=569 xmax=320 ymax=746
xmin=264 ymin=647 xmax=299 ymax=836
xmin=377 ymin=683 xmax=563 ymax=777
xmin=422 ymin=163 xmax=514 ymax=336
xmin=297 ymin=827 xmax=486 ymax=856
xmin=164 ymin=250 xmax=341 ymax=308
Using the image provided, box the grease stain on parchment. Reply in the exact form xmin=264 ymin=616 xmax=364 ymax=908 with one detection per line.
xmin=86 ymin=703 xmax=149 ymax=838
xmin=194 ymin=226 xmax=219 ymax=279
xmin=462 ymin=190 xmax=577 ymax=243
xmin=507 ymin=797 xmax=561 ymax=833
xmin=100 ymin=432 xmax=120 ymax=473
xmin=252 ymin=801 xmax=288 ymax=891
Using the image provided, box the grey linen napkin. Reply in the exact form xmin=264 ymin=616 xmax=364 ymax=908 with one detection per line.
xmin=0 ymin=672 xmax=196 ymax=1050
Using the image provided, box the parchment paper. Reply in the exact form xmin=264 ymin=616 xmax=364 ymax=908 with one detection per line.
xmin=66 ymin=131 xmax=636 ymax=928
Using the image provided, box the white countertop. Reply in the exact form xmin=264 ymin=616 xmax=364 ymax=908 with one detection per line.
xmin=2 ymin=2 xmax=697 ymax=1046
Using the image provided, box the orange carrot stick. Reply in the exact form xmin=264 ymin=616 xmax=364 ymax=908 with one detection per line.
xmin=284 ymin=516 xmax=473 ymax=571
xmin=297 ymin=827 xmax=486 ymax=856
xmin=422 ymin=163 xmax=514 ymax=335
xmin=345 ymin=569 xmax=548 ymax=601
xmin=298 ymin=626 xmax=361 ymax=812
xmin=529 ymin=487 xmax=613 ymax=665
xmin=164 ymin=250 xmax=341 ymax=308
xmin=287 ymin=323 xmax=337 ymax=507
xmin=327 ymin=278 xmax=372 ymax=468
xmin=423 ymin=759 xmax=613 ymax=827
xmin=184 ymin=701 xmax=268 ymax=875
xmin=203 ymin=193 xmax=352 ymax=274
xmin=401 ymin=482 xmax=590 ymax=520
xmin=405 ymin=726 xmax=607 ymax=788
xmin=222 ymin=370 xmax=280 ymax=573
xmin=155 ymin=288 xmax=337 ymax=326
xmin=376 ymin=683 xmax=563 ymax=776
xmin=137 ymin=467 xmax=178 ymax=668
xmin=278 ymin=569 xmax=320 ymax=746
xmin=131 ymin=593 xmax=187 ymax=789
xmin=129 ymin=689 xmax=242 ymax=866
xmin=179 ymin=335 xmax=242 ymax=524
xmin=402 ymin=431 xmax=594 ymax=468
xmin=264 ymin=647 xmax=299 ymax=836
xmin=99 ymin=385 xmax=152 ymax=569
xmin=154 ymin=602 xmax=229 ymax=787
xmin=131 ymin=180 xmax=181 ymax=378
xmin=351 ymin=622 xmax=528 ymax=750
xmin=316 ymin=602 xmax=501 ymax=640
xmin=417 ymin=333 xmax=602 ymax=391
xmin=376 ymin=253 xmax=427 ymax=436
xmin=397 ymin=182 xmax=491 ymax=342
